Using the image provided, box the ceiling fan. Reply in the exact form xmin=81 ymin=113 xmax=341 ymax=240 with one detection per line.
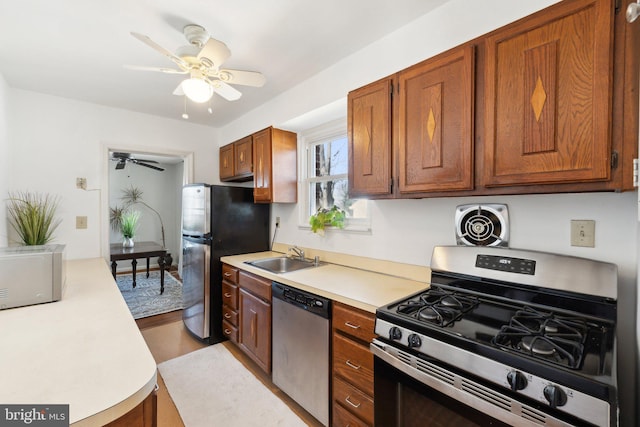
xmin=111 ymin=152 xmax=165 ymax=171
xmin=125 ymin=24 xmax=266 ymax=104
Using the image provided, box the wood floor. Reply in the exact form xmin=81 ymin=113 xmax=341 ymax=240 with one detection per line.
xmin=139 ymin=311 xmax=324 ymax=427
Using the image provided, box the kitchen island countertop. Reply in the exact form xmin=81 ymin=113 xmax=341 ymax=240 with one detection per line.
xmin=221 ymin=251 xmax=430 ymax=313
xmin=0 ymin=258 xmax=157 ymax=426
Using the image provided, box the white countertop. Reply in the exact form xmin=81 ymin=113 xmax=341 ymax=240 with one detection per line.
xmin=221 ymin=251 xmax=430 ymax=313
xmin=0 ymin=258 xmax=157 ymax=426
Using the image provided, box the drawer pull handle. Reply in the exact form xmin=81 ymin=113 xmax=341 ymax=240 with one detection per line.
xmin=224 ymin=329 xmax=231 ymax=335
xmin=345 ymin=321 xmax=361 ymax=329
xmin=224 ymin=272 xmax=232 ymax=277
xmin=224 ymin=292 xmax=232 ymax=298
xmin=345 ymin=359 xmax=361 ymax=370
xmin=345 ymin=395 xmax=361 ymax=408
xmin=224 ymin=313 xmax=231 ymax=319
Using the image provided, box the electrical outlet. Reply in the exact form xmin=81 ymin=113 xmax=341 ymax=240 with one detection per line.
xmin=76 ymin=216 xmax=88 ymax=229
xmin=570 ymin=220 xmax=595 ymax=247
xmin=276 ymin=216 xmax=281 ymax=227
xmin=76 ymin=177 xmax=87 ymax=190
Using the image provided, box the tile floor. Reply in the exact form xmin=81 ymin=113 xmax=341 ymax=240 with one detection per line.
xmin=140 ymin=313 xmax=323 ymax=427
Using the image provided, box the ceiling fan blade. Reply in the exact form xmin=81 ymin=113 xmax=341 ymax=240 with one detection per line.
xmin=124 ymin=64 xmax=188 ymax=74
xmin=210 ymin=80 xmax=242 ymax=101
xmin=197 ymin=37 xmax=231 ymax=69
xmin=214 ymin=69 xmax=266 ymax=87
xmin=134 ymin=159 xmax=160 ymax=164
xmin=131 ymin=159 xmax=164 ymax=171
xmin=172 ymin=82 xmax=185 ymax=96
xmin=130 ymin=32 xmax=188 ymax=68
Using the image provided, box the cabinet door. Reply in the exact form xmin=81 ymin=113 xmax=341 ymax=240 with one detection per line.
xmin=398 ymin=46 xmax=474 ymax=194
xmin=252 ymin=128 xmax=273 ymax=202
xmin=219 ymin=144 xmax=234 ymax=180
xmin=484 ymin=0 xmax=613 ymax=186
xmin=234 ymin=136 xmax=253 ymax=177
xmin=348 ymin=78 xmax=392 ymax=197
xmin=239 ymin=288 xmax=271 ymax=373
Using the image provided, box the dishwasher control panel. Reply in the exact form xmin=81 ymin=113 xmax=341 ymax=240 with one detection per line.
xmin=272 ymin=282 xmax=331 ymax=319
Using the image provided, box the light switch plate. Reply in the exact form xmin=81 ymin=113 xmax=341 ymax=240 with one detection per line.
xmin=570 ymin=220 xmax=595 ymax=247
xmin=76 ymin=216 xmax=88 ymax=229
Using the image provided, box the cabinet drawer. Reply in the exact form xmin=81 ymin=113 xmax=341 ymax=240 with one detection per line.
xmin=333 ymin=376 xmax=373 ymax=425
xmin=333 ymin=302 xmax=375 ymax=343
xmin=333 ymin=333 xmax=374 ymax=396
xmin=222 ymin=320 xmax=238 ymax=343
xmin=222 ymin=305 xmax=238 ymax=327
xmin=239 ymin=270 xmax=271 ymax=301
xmin=222 ymin=281 xmax=238 ymax=310
xmin=333 ymin=401 xmax=371 ymax=427
xmin=222 ymin=264 xmax=239 ymax=284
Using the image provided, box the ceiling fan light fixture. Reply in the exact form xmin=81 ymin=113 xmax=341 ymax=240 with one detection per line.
xmin=181 ymin=77 xmax=213 ymax=103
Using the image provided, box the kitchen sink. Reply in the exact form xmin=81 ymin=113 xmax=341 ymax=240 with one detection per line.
xmin=245 ymin=256 xmax=322 ymax=274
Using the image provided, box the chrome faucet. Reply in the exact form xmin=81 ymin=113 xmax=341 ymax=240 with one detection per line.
xmin=288 ymin=245 xmax=305 ymax=261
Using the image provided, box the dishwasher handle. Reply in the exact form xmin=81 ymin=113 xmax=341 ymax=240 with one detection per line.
xmin=272 ymin=281 xmax=331 ymax=319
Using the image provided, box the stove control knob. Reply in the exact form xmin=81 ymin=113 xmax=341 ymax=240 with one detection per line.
xmin=388 ymin=327 xmax=402 ymax=341
xmin=407 ymin=333 xmax=422 ymax=348
xmin=506 ymin=370 xmax=527 ymax=391
xmin=543 ymin=385 xmax=567 ymax=408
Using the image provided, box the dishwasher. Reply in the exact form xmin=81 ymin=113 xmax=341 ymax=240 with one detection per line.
xmin=272 ymin=281 xmax=331 ymax=426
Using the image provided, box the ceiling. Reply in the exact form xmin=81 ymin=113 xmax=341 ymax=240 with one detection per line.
xmin=0 ymin=0 xmax=450 ymax=128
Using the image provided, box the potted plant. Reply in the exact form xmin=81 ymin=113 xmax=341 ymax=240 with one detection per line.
xmin=6 ymin=191 xmax=61 ymax=245
xmin=119 ymin=210 xmax=140 ymax=247
xmin=309 ymin=205 xmax=346 ymax=236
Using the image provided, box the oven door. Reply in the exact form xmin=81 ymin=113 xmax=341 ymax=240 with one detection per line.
xmin=371 ymin=339 xmax=584 ymax=427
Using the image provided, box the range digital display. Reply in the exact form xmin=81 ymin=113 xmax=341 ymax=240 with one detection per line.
xmin=475 ymin=254 xmax=536 ymax=275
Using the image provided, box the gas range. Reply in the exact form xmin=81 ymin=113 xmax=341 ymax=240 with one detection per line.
xmin=373 ymin=246 xmax=618 ymax=427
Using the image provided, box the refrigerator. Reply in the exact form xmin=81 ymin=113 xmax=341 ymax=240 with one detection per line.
xmin=181 ymin=184 xmax=270 ymax=343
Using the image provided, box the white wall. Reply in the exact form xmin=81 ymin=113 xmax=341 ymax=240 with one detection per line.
xmin=7 ymin=88 xmax=217 ymax=260
xmin=217 ymin=0 xmax=637 ymax=425
xmin=0 ymin=73 xmax=9 ymax=247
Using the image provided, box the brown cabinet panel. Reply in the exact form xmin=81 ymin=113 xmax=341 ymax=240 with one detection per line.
xmin=105 ymin=390 xmax=156 ymax=427
xmin=219 ymin=144 xmax=235 ymax=180
xmin=333 ymin=302 xmax=375 ymax=343
xmin=348 ymin=78 xmax=393 ymax=197
xmin=239 ymin=288 xmax=272 ymax=373
xmin=238 ymin=270 xmax=271 ymax=301
xmin=221 ymin=281 xmax=238 ymax=310
xmin=483 ymin=0 xmax=613 ymax=186
xmin=222 ymin=305 xmax=238 ymax=327
xmin=333 ymin=376 xmax=374 ymax=425
xmin=222 ymin=264 xmax=239 ymax=284
xmin=222 ymin=319 xmax=238 ymax=343
xmin=398 ymin=45 xmax=475 ymax=193
xmin=253 ymin=127 xmax=297 ymax=203
xmin=234 ymin=136 xmax=253 ymax=177
xmin=332 ymin=399 xmax=371 ymax=427
xmin=333 ymin=333 xmax=374 ymax=396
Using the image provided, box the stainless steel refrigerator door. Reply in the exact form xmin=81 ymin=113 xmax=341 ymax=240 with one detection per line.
xmin=182 ymin=238 xmax=210 ymax=339
xmin=182 ymin=184 xmax=210 ymax=236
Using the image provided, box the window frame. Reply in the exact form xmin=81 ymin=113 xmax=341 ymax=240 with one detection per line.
xmin=299 ymin=119 xmax=371 ymax=233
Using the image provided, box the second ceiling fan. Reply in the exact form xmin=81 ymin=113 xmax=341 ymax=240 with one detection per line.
xmin=126 ymin=24 xmax=266 ymax=103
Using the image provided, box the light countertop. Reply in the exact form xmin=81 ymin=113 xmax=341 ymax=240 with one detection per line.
xmin=0 ymin=258 xmax=157 ymax=426
xmin=221 ymin=251 xmax=430 ymax=313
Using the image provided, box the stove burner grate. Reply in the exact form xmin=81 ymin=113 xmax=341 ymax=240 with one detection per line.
xmin=493 ymin=306 xmax=587 ymax=369
xmin=396 ymin=287 xmax=479 ymax=327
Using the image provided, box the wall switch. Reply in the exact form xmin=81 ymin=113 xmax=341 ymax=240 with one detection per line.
xmin=76 ymin=216 xmax=88 ymax=229
xmin=76 ymin=178 xmax=87 ymax=190
xmin=570 ymin=220 xmax=595 ymax=247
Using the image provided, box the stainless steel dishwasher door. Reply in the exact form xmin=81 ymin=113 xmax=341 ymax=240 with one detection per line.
xmin=272 ymin=284 xmax=330 ymax=427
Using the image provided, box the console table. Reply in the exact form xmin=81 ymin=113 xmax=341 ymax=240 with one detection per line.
xmin=110 ymin=241 xmax=167 ymax=294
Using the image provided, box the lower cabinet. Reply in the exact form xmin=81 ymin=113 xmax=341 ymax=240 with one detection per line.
xmin=332 ymin=302 xmax=376 ymax=427
xmin=222 ymin=264 xmax=272 ymax=375
xmin=104 ymin=390 xmax=157 ymax=427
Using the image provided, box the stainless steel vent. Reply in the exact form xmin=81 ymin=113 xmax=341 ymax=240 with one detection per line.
xmin=455 ymin=204 xmax=509 ymax=247
xmin=0 ymin=288 xmax=7 ymax=299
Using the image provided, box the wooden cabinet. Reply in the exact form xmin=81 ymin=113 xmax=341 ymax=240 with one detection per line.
xmin=221 ymin=264 xmax=239 ymax=343
xmin=220 ymin=136 xmax=253 ymax=182
xmin=105 ymin=390 xmax=156 ymax=427
xmin=253 ymin=127 xmax=297 ymax=203
xmin=332 ymin=302 xmax=376 ymax=427
xmin=483 ymin=0 xmax=613 ymax=187
xmin=237 ymin=269 xmax=272 ymax=374
xmin=347 ymin=0 xmax=638 ymax=198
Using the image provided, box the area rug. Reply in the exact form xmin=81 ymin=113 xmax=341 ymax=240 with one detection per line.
xmin=158 ymin=344 xmax=307 ymax=427
xmin=116 ymin=270 xmax=183 ymax=319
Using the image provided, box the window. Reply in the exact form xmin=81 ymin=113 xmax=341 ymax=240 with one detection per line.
xmin=302 ymin=120 xmax=370 ymax=231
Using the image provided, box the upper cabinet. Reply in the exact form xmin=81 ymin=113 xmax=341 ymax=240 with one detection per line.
xmin=347 ymin=0 xmax=638 ymax=199
xmin=219 ymin=127 xmax=298 ymax=203
xmin=483 ymin=0 xmax=613 ymax=187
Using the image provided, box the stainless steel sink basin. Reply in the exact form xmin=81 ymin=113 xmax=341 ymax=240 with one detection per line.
xmin=245 ymin=256 xmax=320 ymax=274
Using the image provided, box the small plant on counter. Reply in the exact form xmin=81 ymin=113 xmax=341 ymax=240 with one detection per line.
xmin=6 ymin=191 xmax=61 ymax=245
xmin=309 ymin=205 xmax=346 ymax=236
